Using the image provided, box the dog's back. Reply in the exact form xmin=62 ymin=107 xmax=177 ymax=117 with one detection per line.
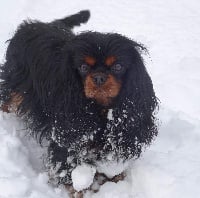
xmin=0 ymin=10 xmax=90 ymax=113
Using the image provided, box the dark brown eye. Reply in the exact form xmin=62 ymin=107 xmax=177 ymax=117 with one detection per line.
xmin=112 ymin=64 xmax=123 ymax=73
xmin=79 ymin=64 xmax=89 ymax=73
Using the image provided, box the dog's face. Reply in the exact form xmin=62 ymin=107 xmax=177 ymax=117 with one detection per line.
xmin=78 ymin=54 xmax=124 ymax=106
xmin=72 ymin=32 xmax=137 ymax=106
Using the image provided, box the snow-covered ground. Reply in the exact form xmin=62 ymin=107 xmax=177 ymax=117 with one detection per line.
xmin=0 ymin=0 xmax=200 ymax=197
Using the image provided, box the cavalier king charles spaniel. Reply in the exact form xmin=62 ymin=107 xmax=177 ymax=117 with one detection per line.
xmin=0 ymin=10 xmax=158 ymax=193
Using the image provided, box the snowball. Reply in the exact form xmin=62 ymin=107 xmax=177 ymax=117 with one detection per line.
xmin=71 ymin=164 xmax=96 ymax=191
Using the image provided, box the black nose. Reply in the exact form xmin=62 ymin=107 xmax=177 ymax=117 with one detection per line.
xmin=92 ymin=73 xmax=107 ymax=86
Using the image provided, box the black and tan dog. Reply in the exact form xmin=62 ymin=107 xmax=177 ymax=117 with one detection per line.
xmin=0 ymin=10 xmax=158 ymax=193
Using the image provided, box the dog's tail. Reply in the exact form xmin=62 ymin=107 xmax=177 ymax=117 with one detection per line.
xmin=53 ymin=10 xmax=90 ymax=29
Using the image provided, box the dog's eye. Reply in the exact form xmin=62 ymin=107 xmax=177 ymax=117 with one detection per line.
xmin=79 ymin=64 xmax=90 ymax=74
xmin=112 ymin=64 xmax=123 ymax=73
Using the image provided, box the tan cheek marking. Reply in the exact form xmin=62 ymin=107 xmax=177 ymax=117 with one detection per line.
xmin=84 ymin=56 xmax=96 ymax=66
xmin=105 ymin=56 xmax=116 ymax=66
xmin=84 ymin=74 xmax=97 ymax=98
xmin=103 ymin=75 xmax=121 ymax=97
xmin=1 ymin=92 xmax=23 ymax=113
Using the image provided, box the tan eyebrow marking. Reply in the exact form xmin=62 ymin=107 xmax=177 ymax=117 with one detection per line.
xmin=105 ymin=56 xmax=116 ymax=66
xmin=84 ymin=56 xmax=96 ymax=66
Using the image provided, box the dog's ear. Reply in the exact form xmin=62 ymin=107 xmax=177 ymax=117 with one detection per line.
xmin=40 ymin=44 xmax=86 ymax=117
xmin=25 ymin=43 xmax=87 ymax=142
xmin=58 ymin=46 xmax=86 ymax=114
xmin=120 ymin=40 xmax=158 ymax=140
xmin=124 ymin=41 xmax=158 ymax=111
xmin=21 ymin=40 xmax=86 ymax=122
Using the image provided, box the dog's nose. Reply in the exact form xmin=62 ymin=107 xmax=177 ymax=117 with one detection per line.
xmin=92 ymin=73 xmax=107 ymax=86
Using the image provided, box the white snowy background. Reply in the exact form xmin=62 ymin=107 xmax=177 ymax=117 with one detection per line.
xmin=0 ymin=0 xmax=200 ymax=197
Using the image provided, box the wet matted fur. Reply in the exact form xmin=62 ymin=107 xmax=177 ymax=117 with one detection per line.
xmin=0 ymin=10 xmax=158 ymax=185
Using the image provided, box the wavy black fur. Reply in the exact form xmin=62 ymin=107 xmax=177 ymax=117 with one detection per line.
xmin=0 ymin=10 xmax=158 ymax=184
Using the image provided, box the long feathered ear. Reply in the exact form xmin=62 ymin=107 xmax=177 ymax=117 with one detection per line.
xmin=120 ymin=40 xmax=159 ymax=145
xmin=123 ymin=41 xmax=158 ymax=113
xmin=53 ymin=45 xmax=86 ymax=115
xmin=31 ymin=42 xmax=86 ymax=118
xmin=22 ymin=43 xmax=86 ymax=142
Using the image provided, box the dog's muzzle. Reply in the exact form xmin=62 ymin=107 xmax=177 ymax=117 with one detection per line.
xmin=84 ymin=73 xmax=121 ymax=106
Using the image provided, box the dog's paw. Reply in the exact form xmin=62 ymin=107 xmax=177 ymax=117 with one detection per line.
xmin=65 ymin=184 xmax=84 ymax=198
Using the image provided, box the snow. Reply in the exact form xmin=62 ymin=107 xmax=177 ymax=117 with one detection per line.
xmin=0 ymin=113 xmax=67 ymax=198
xmin=86 ymin=181 xmax=131 ymax=198
xmin=72 ymin=164 xmax=96 ymax=191
xmin=107 ymin=109 xmax=114 ymax=121
xmin=96 ymin=160 xmax=129 ymax=178
xmin=0 ymin=0 xmax=200 ymax=197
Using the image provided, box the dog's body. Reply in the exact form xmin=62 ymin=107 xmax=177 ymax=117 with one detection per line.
xmin=0 ymin=10 xmax=158 ymax=186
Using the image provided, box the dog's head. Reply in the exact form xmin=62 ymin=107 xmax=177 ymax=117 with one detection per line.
xmin=69 ymin=32 xmax=155 ymax=108
xmin=46 ymin=31 xmax=158 ymax=125
xmin=73 ymin=33 xmax=128 ymax=106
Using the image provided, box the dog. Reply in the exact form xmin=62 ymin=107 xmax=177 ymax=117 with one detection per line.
xmin=0 ymin=10 xmax=158 ymax=190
